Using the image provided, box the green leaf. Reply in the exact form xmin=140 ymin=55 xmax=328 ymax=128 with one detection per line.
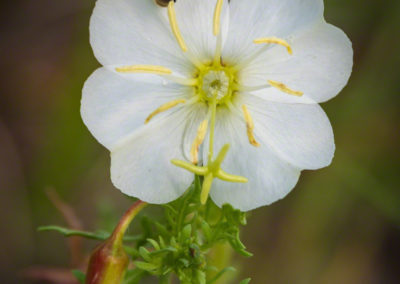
xmin=38 ymin=226 xmax=142 ymax=242
xmin=178 ymin=258 xmax=190 ymax=267
xmin=222 ymin=204 xmax=247 ymax=226
xmin=181 ymin=224 xmax=192 ymax=241
xmin=147 ymin=238 xmax=160 ymax=250
xmin=149 ymin=247 xmax=177 ymax=257
xmin=205 ymin=265 xmax=219 ymax=272
xmin=207 ymin=266 xmax=236 ymax=284
xmin=162 ymin=204 xmax=178 ymax=215
xmin=159 ymin=236 xmax=166 ymax=248
xmin=139 ymin=247 xmax=151 ymax=262
xmin=124 ymin=245 xmax=139 ymax=257
xmin=162 ymin=267 xmax=173 ymax=276
xmin=195 ymin=269 xmax=206 ymax=284
xmin=71 ymin=270 xmax=85 ymax=284
xmin=134 ymin=261 xmax=159 ymax=272
xmin=239 ymin=278 xmax=251 ymax=284
xmin=38 ymin=226 xmax=109 ymax=240
xmin=123 ymin=269 xmax=146 ymax=284
xmin=229 ymin=231 xmax=253 ymax=257
xmin=230 ymin=243 xmax=253 ymax=257
xmin=170 ymin=236 xmax=177 ymax=246
xmin=154 ymin=221 xmax=172 ymax=237
xmin=201 ymin=220 xmax=212 ymax=241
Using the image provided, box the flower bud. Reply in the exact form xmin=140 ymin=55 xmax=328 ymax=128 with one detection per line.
xmin=85 ymin=239 xmax=129 ymax=284
xmin=85 ymin=201 xmax=147 ymax=284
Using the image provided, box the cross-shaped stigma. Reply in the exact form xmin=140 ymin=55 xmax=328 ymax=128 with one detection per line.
xmin=171 ymin=144 xmax=248 ymax=205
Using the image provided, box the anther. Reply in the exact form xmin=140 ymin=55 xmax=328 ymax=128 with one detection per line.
xmin=242 ymin=105 xmax=260 ymax=147
xmin=190 ymin=119 xmax=209 ymax=164
xmin=213 ymin=0 xmax=224 ymax=36
xmin=167 ymin=1 xmax=188 ymax=52
xmin=145 ymin=99 xmax=186 ymax=124
xmin=254 ymin=37 xmax=293 ymax=55
xmin=155 ymin=0 xmax=175 ymax=7
xmin=268 ymin=80 xmax=304 ymax=97
xmin=115 ymin=65 xmax=172 ymax=75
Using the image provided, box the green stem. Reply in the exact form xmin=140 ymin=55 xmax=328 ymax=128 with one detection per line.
xmin=176 ymin=187 xmax=196 ymax=235
xmin=111 ymin=200 xmax=148 ymax=252
xmin=201 ymin=173 xmax=214 ymax=205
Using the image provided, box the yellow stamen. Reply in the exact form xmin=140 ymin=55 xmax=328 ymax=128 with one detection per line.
xmin=190 ymin=119 xmax=209 ymax=164
xmin=167 ymin=1 xmax=188 ymax=52
xmin=145 ymin=99 xmax=186 ymax=124
xmin=268 ymin=80 xmax=304 ymax=97
xmin=164 ymin=75 xmax=198 ymax=86
xmin=213 ymin=0 xmax=224 ymax=36
xmin=254 ymin=37 xmax=293 ymax=55
xmin=115 ymin=65 xmax=172 ymax=75
xmin=242 ymin=105 xmax=260 ymax=147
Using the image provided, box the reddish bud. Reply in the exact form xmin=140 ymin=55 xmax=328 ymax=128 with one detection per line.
xmin=85 ymin=238 xmax=129 ymax=284
xmin=85 ymin=201 xmax=147 ymax=284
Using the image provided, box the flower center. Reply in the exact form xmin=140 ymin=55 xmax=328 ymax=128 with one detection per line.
xmin=197 ymin=66 xmax=235 ymax=105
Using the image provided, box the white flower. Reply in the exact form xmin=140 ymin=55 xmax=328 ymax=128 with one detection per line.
xmin=82 ymin=0 xmax=353 ymax=211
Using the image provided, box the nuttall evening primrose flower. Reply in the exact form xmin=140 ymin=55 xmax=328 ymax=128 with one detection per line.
xmin=81 ymin=0 xmax=353 ymax=211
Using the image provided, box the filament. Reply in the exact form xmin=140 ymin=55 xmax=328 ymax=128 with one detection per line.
xmin=145 ymin=99 xmax=186 ymax=124
xmin=213 ymin=0 xmax=224 ymax=36
xmin=167 ymin=1 xmax=188 ymax=52
xmin=190 ymin=119 xmax=209 ymax=164
xmin=242 ymin=105 xmax=260 ymax=147
xmin=268 ymin=80 xmax=303 ymax=96
xmin=254 ymin=37 xmax=293 ymax=55
xmin=115 ymin=65 xmax=172 ymax=75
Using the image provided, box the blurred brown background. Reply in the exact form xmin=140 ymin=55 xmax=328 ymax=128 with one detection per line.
xmin=0 ymin=0 xmax=399 ymax=283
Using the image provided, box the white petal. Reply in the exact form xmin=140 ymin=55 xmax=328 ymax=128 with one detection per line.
xmin=173 ymin=0 xmax=229 ymax=64
xmin=241 ymin=94 xmax=335 ymax=170
xmin=240 ymin=22 xmax=353 ymax=103
xmin=111 ymin=103 xmax=207 ymax=204
xmin=81 ymin=67 xmax=194 ymax=149
xmin=203 ymin=107 xmax=300 ymax=212
xmin=223 ymin=0 xmax=324 ymax=65
xmin=90 ymin=0 xmax=193 ymax=75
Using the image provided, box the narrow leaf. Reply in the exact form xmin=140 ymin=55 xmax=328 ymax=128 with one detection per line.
xmin=207 ymin=267 xmax=236 ymax=284
xmin=38 ymin=226 xmax=108 ymax=240
xmin=134 ymin=261 xmax=159 ymax=272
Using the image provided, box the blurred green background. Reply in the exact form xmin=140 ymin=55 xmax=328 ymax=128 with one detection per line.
xmin=0 ymin=0 xmax=399 ymax=283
